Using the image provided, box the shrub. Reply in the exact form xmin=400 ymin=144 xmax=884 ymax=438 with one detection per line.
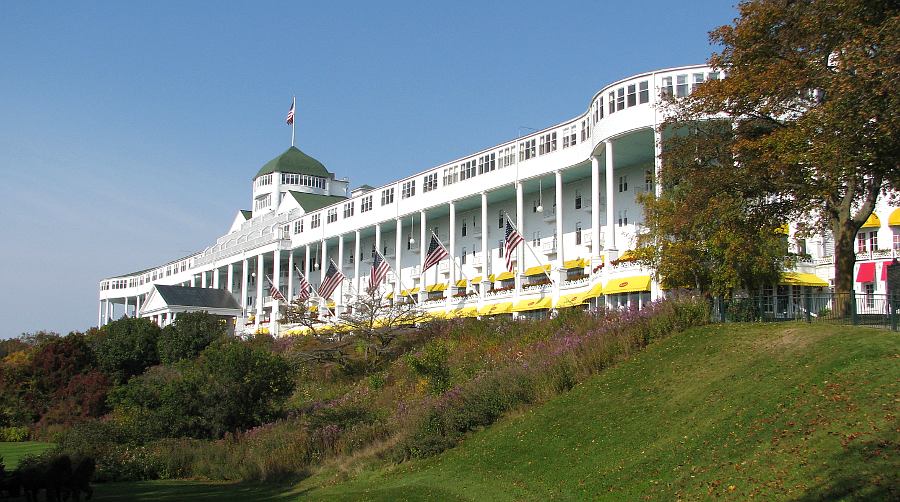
xmin=93 ymin=317 xmax=161 ymax=383
xmin=404 ymin=341 xmax=452 ymax=395
xmin=157 ymin=312 xmax=227 ymax=364
xmin=0 ymin=426 xmax=29 ymax=442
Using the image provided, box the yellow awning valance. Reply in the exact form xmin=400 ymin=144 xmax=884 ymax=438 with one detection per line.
xmin=888 ymin=208 xmax=900 ymax=226
xmin=426 ymin=283 xmax=447 ymax=292
xmin=862 ymin=213 xmax=881 ymax=228
xmin=603 ymin=276 xmax=652 ymax=294
xmin=487 ymin=274 xmax=496 ymax=282
xmin=562 ymin=258 xmax=588 ymax=269
xmin=455 ymin=279 xmax=468 ymax=287
xmin=479 ymin=302 xmax=513 ymax=316
xmin=556 ymin=292 xmax=587 ymax=308
xmin=400 ymin=287 xmax=420 ymax=296
xmin=583 ymin=282 xmax=605 ymax=299
xmin=495 ymin=271 xmax=516 ymax=281
xmin=449 ymin=306 xmax=480 ymax=318
xmin=386 ymin=292 xmax=394 ymax=299
xmin=471 ymin=276 xmax=483 ymax=284
xmin=780 ymin=272 xmax=829 ymax=287
xmin=512 ymin=297 xmax=552 ymax=312
xmin=423 ymin=310 xmax=448 ymax=320
xmin=523 ymin=264 xmax=551 ymax=276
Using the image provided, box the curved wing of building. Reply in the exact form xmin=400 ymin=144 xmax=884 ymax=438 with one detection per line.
xmin=98 ymin=65 xmax=900 ymax=333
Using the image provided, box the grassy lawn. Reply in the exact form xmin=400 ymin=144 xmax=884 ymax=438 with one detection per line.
xmin=91 ymin=480 xmax=304 ymax=501
xmin=0 ymin=441 xmax=55 ymax=469
xmin=298 ymin=323 xmax=899 ymax=500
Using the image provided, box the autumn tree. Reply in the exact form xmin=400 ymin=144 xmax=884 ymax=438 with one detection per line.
xmin=643 ymin=0 xmax=899 ymax=296
xmin=339 ymin=287 xmax=429 ymax=369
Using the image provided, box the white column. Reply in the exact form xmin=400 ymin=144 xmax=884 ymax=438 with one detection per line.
xmin=304 ymin=244 xmax=311 ymax=282
xmin=227 ymin=263 xmax=235 ymax=294
xmin=515 ymin=181 xmax=524 ymax=300
xmin=241 ymin=258 xmax=249 ymax=313
xmin=555 ymin=170 xmax=565 ymax=303
xmin=190 ymin=275 xmax=196 ymax=287
xmin=375 ymin=223 xmax=382 ymax=256
xmin=320 ymin=240 xmax=328 ymax=293
xmin=272 ymin=249 xmax=281 ymax=301
xmin=255 ymin=254 xmax=264 ymax=323
xmin=124 ymin=297 xmax=129 ymax=317
xmin=353 ymin=230 xmax=361 ymax=294
xmin=419 ymin=210 xmax=427 ymax=302
xmin=480 ymin=191 xmax=488 ymax=301
xmin=98 ymin=300 xmax=104 ymax=327
xmin=605 ymin=140 xmax=617 ymax=258
xmin=395 ymin=218 xmax=403 ymax=298
xmin=337 ymin=235 xmax=345 ymax=307
xmin=652 ymin=129 xmax=664 ymax=300
xmin=105 ymin=300 xmax=111 ymax=325
xmin=591 ymin=156 xmax=601 ymax=259
xmin=287 ymin=251 xmax=294 ymax=300
xmin=448 ymin=201 xmax=456 ymax=300
xmin=213 ymin=267 xmax=220 ymax=289
xmin=201 ymin=270 xmax=208 ymax=288
xmin=135 ymin=294 xmax=142 ymax=318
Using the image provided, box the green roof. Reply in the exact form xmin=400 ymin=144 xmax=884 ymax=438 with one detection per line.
xmin=154 ymin=285 xmax=241 ymax=310
xmin=255 ymin=146 xmax=330 ymax=179
xmin=240 ymin=210 xmax=252 ymax=220
xmin=287 ymin=191 xmax=346 ymax=212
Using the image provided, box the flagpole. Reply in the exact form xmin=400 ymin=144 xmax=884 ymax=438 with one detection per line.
xmin=506 ymin=216 xmax=556 ymax=285
xmin=291 ymin=96 xmax=296 ymax=147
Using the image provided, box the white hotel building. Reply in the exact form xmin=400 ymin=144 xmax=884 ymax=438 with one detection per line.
xmin=99 ymin=64 xmax=900 ymax=334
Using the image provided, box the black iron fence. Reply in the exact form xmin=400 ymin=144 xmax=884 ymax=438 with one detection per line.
xmin=711 ymin=292 xmax=900 ymax=330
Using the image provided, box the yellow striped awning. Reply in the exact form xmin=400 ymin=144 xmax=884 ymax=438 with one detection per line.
xmin=780 ymin=272 xmax=829 ymax=287
xmin=470 ymin=276 xmax=483 ymax=284
xmin=556 ymin=292 xmax=588 ymax=308
xmin=512 ymin=297 xmax=552 ymax=312
xmin=386 ymin=292 xmax=394 ymax=299
xmin=562 ymin=258 xmax=588 ymax=269
xmin=400 ymin=287 xmax=420 ymax=296
xmin=523 ymin=264 xmax=551 ymax=276
xmin=455 ymin=279 xmax=468 ymax=287
xmin=453 ymin=306 xmax=480 ymax=318
xmin=603 ymin=276 xmax=652 ymax=294
xmin=889 ymin=208 xmax=900 ymax=226
xmin=423 ymin=310 xmax=448 ymax=320
xmin=583 ymin=282 xmax=604 ymax=299
xmin=862 ymin=213 xmax=881 ymax=228
xmin=479 ymin=302 xmax=513 ymax=316
xmin=487 ymin=274 xmax=496 ymax=282
xmin=426 ymin=283 xmax=447 ymax=292
xmin=495 ymin=271 xmax=516 ymax=281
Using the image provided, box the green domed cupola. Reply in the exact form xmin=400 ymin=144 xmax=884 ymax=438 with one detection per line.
xmin=255 ymin=146 xmax=330 ymax=179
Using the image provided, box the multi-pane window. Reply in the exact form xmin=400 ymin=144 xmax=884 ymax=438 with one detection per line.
xmin=423 ymin=172 xmax=438 ymax=192
xmin=518 ymin=139 xmax=536 ymax=161
xmin=343 ymin=201 xmax=354 ymax=218
xmin=692 ymin=73 xmax=705 ymax=92
xmin=498 ymin=146 xmax=516 ymax=168
xmin=381 ymin=187 xmax=394 ymax=206
xmin=581 ymin=120 xmax=589 ymax=141
xmin=254 ymin=194 xmax=271 ymax=211
xmin=401 ymin=180 xmax=416 ymax=198
xmin=608 ymin=91 xmax=616 ymax=114
xmin=477 ymin=153 xmax=496 ymax=174
xmin=282 ymin=173 xmax=298 ymax=184
xmin=857 ymin=231 xmax=878 ymax=252
xmin=645 ymin=169 xmax=655 ymax=193
xmin=627 ymin=84 xmax=637 ymax=107
xmin=460 ymin=159 xmax=476 ymax=181
xmin=294 ymin=220 xmax=303 ymax=234
xmin=498 ymin=211 xmax=504 ymax=229
xmin=618 ymin=175 xmax=628 ymax=192
xmin=575 ymin=222 xmax=582 ymax=245
xmin=639 ymin=81 xmax=649 ymax=103
xmin=617 ymin=88 xmax=625 ymax=111
xmin=461 ymin=247 xmax=467 ymax=264
xmin=661 ymin=76 xmax=673 ymax=97
xmin=676 ymin=74 xmax=689 ymax=97
xmin=361 ymin=195 xmax=373 ymax=212
xmin=498 ymin=239 xmax=505 ymax=257
xmin=256 ymin=174 xmax=272 ymax=187
xmin=532 ymin=231 xmax=541 ymax=246
xmin=617 ymin=209 xmax=628 ymax=227
xmin=311 ymin=213 xmax=321 ymax=229
xmin=461 ymin=218 xmax=467 ymax=237
xmin=563 ymin=125 xmax=577 ymax=148
xmin=708 ymin=71 xmax=721 ymax=80
xmin=443 ymin=166 xmax=458 ymax=185
xmin=327 ymin=208 xmax=337 ymax=223
xmin=574 ymin=190 xmax=582 ymax=210
xmin=539 ymin=132 xmax=557 ymax=155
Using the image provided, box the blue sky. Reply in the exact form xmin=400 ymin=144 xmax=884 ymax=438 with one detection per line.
xmin=0 ymin=1 xmax=737 ymax=337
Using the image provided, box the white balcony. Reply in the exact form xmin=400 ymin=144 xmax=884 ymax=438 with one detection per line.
xmin=541 ymin=240 xmax=557 ymax=255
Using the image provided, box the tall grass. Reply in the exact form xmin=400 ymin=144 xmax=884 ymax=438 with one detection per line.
xmin=61 ymin=297 xmax=709 ymax=482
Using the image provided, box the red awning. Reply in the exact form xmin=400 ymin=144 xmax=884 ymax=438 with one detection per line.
xmin=882 ymin=261 xmax=894 ymax=281
xmin=856 ymin=262 xmax=875 ymax=283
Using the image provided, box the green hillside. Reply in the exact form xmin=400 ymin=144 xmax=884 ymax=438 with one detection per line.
xmin=298 ymin=323 xmax=898 ymax=501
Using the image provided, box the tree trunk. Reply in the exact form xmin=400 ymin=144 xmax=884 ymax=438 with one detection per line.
xmin=832 ymin=216 xmax=859 ymax=318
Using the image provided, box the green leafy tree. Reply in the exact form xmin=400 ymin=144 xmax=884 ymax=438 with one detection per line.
xmin=654 ymin=0 xmax=899 ymax=296
xmin=93 ymin=317 xmax=161 ymax=383
xmin=157 ymin=311 xmax=227 ymax=364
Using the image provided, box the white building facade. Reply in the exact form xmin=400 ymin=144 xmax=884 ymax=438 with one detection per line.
xmin=98 ymin=64 xmax=900 ymax=334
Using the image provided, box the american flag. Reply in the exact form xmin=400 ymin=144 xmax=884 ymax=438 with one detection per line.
xmin=369 ymin=248 xmax=391 ymax=292
xmin=285 ymin=97 xmax=295 ymax=125
xmin=294 ymin=265 xmax=311 ymax=302
xmin=504 ymin=216 xmax=524 ymax=272
xmin=318 ymin=259 xmax=345 ymax=299
xmin=422 ymin=232 xmax=449 ymax=272
xmin=266 ymin=275 xmax=286 ymax=301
